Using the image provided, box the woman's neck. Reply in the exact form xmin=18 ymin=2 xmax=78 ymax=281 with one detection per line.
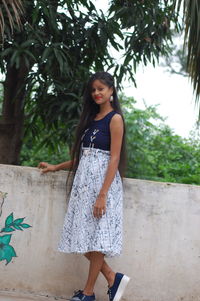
xmin=98 ymin=104 xmax=113 ymax=115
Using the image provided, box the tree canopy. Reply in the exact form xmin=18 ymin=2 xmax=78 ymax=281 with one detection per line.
xmin=174 ymin=0 xmax=200 ymax=105
xmin=0 ymin=0 xmax=23 ymax=41
xmin=0 ymin=0 xmax=181 ymax=164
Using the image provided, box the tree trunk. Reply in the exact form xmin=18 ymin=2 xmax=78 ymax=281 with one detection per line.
xmin=0 ymin=60 xmax=29 ymax=164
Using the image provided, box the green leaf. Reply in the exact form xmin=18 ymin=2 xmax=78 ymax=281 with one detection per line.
xmin=20 ymin=224 xmax=31 ymax=229
xmin=1 ymin=47 xmax=12 ymax=57
xmin=0 ymin=234 xmax=12 ymax=245
xmin=13 ymin=225 xmax=23 ymax=231
xmin=41 ymin=47 xmax=52 ymax=61
xmin=1 ymin=227 xmax=15 ymax=233
xmin=14 ymin=218 xmax=25 ymax=225
xmin=10 ymin=50 xmax=19 ymax=67
xmin=0 ymin=244 xmax=17 ymax=265
xmin=5 ymin=213 xmax=14 ymax=226
xmin=21 ymin=40 xmax=38 ymax=48
xmin=23 ymin=50 xmax=37 ymax=62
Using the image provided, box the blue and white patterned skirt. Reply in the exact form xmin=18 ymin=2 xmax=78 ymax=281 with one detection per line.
xmin=57 ymin=147 xmax=123 ymax=257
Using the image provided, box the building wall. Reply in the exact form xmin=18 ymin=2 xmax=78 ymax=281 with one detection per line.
xmin=0 ymin=164 xmax=200 ymax=301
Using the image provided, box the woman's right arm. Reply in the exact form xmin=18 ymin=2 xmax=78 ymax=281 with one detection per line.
xmin=38 ymin=160 xmax=74 ymax=173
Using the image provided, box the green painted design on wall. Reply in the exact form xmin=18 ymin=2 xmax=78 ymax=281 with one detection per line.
xmin=0 ymin=234 xmax=17 ymax=264
xmin=1 ymin=212 xmax=31 ymax=233
xmin=0 ymin=191 xmax=32 ymax=265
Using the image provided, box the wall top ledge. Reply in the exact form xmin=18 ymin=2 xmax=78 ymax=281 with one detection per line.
xmin=0 ymin=163 xmax=199 ymax=189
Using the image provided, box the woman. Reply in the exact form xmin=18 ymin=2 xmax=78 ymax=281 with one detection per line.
xmin=38 ymin=71 xmax=130 ymax=301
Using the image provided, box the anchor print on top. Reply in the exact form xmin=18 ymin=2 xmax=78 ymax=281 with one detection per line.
xmin=81 ymin=128 xmax=89 ymax=142
xmin=89 ymin=129 xmax=99 ymax=148
xmin=81 ymin=128 xmax=100 ymax=149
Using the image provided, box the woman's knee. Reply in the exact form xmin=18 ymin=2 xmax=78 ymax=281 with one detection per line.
xmin=84 ymin=252 xmax=91 ymax=259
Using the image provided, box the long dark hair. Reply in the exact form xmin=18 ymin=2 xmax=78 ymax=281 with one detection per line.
xmin=66 ymin=71 xmax=127 ymax=195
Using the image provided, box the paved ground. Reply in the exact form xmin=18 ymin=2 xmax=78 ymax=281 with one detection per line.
xmin=0 ymin=291 xmax=69 ymax=301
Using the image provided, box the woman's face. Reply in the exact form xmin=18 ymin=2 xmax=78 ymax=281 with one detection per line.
xmin=91 ymin=79 xmax=113 ymax=105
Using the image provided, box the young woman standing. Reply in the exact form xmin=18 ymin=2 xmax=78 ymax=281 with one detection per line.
xmin=38 ymin=71 xmax=130 ymax=301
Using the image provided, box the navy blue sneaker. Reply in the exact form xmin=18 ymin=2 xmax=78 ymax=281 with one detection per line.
xmin=107 ymin=272 xmax=130 ymax=301
xmin=69 ymin=290 xmax=96 ymax=301
xmin=70 ymin=290 xmax=83 ymax=301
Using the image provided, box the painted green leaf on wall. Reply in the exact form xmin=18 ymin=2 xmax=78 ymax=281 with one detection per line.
xmin=0 ymin=212 xmax=31 ymax=233
xmin=0 ymin=192 xmax=32 ymax=265
xmin=0 ymin=234 xmax=17 ymax=265
xmin=14 ymin=218 xmax=25 ymax=224
xmin=0 ymin=227 xmax=14 ymax=232
xmin=13 ymin=225 xmax=23 ymax=230
xmin=5 ymin=213 xmax=14 ymax=226
xmin=0 ymin=234 xmax=11 ymax=245
xmin=20 ymin=224 xmax=31 ymax=229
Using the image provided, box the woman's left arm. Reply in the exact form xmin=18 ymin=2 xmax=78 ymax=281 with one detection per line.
xmin=93 ymin=114 xmax=124 ymax=218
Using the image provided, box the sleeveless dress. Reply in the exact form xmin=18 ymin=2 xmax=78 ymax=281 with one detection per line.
xmin=57 ymin=111 xmax=123 ymax=257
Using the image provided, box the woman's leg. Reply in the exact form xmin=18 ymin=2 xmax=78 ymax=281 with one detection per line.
xmin=83 ymin=251 xmax=105 ymax=295
xmin=84 ymin=252 xmax=115 ymax=288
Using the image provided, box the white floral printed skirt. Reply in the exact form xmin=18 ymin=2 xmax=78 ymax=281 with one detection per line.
xmin=57 ymin=147 xmax=123 ymax=257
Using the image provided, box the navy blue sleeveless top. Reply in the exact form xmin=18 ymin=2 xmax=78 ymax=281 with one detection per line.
xmin=81 ymin=111 xmax=118 ymax=151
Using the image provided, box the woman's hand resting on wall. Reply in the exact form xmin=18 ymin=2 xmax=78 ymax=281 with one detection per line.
xmin=37 ymin=162 xmax=57 ymax=173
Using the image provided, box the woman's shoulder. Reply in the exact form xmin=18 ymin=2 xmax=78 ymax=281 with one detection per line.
xmin=110 ymin=112 xmax=123 ymax=121
xmin=110 ymin=112 xmax=123 ymax=128
xmin=107 ymin=110 xmax=122 ymax=119
xmin=112 ymin=111 xmax=122 ymax=117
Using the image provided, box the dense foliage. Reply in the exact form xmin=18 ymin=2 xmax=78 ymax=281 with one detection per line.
xmin=20 ymin=95 xmax=200 ymax=185
xmin=0 ymin=0 xmax=24 ymax=41
xmin=124 ymin=96 xmax=200 ymax=185
xmin=0 ymin=0 xmax=181 ymax=164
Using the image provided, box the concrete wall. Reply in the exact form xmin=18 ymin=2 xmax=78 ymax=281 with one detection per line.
xmin=0 ymin=164 xmax=200 ymax=301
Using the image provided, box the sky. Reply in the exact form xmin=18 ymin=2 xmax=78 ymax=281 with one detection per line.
xmin=123 ymin=65 xmax=198 ymax=138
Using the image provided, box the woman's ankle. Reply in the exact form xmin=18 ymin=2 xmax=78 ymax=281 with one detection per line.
xmin=83 ymin=289 xmax=94 ymax=296
xmin=108 ymin=271 xmax=116 ymax=288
